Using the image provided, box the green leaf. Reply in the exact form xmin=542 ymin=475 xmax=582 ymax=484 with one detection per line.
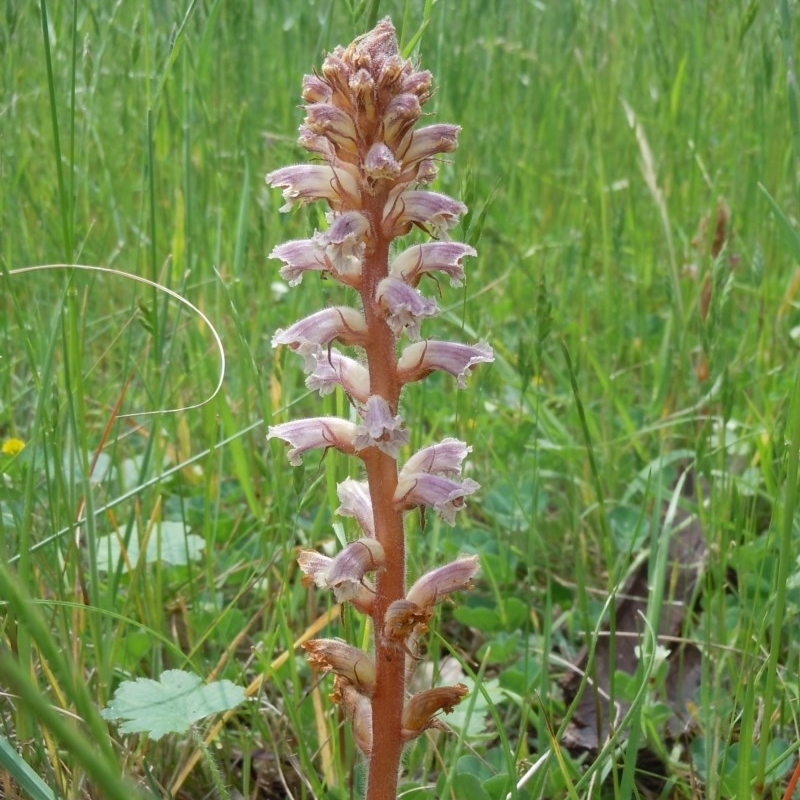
xmin=452 ymin=772 xmax=493 ymax=800
xmin=101 ymin=669 xmax=246 ymax=740
xmin=96 ymin=521 xmax=205 ymax=572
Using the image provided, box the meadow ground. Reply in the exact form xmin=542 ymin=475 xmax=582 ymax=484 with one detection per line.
xmin=2 ymin=1 xmax=800 ymax=798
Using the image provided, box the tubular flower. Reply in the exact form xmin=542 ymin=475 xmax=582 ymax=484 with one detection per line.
xmin=397 ymin=339 xmax=494 ymax=388
xmin=272 ymin=306 xmax=368 ymax=353
xmin=305 ymin=348 xmax=370 ymax=402
xmin=376 ymin=277 xmax=439 ymax=340
xmin=406 ymin=556 xmax=480 ymax=609
xmin=297 ymin=538 xmax=383 ymax=610
xmin=269 ymin=239 xmax=329 ymax=287
xmin=401 ymin=684 xmax=469 ymax=740
xmin=394 ymin=471 xmax=481 ymax=525
xmin=303 ymin=639 xmax=376 ymax=696
xmin=389 ymin=241 xmax=475 ymax=288
xmin=353 ymin=395 xmax=409 ymax=457
xmin=266 ymin=164 xmax=360 ymax=212
xmin=266 ymin=19 xmax=494 ymax=794
xmin=267 ymin=418 xmax=360 ymax=466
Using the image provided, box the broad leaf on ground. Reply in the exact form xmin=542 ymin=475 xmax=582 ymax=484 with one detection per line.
xmin=101 ymin=669 xmax=246 ymax=740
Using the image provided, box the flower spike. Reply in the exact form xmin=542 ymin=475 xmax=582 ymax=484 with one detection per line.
xmin=266 ymin=19 xmax=492 ymax=797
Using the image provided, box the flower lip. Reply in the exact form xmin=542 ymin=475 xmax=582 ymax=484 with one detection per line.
xmin=393 ymin=472 xmax=480 ymax=525
xmin=376 ymin=277 xmax=439 ymax=340
xmin=306 ymin=347 xmax=370 ymax=402
xmin=354 ymin=395 xmax=409 ymax=457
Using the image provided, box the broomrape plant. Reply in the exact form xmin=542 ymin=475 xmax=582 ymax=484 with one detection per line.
xmin=266 ymin=19 xmax=493 ymax=799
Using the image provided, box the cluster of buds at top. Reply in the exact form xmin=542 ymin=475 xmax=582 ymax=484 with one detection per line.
xmin=266 ymin=18 xmax=492 ymax=759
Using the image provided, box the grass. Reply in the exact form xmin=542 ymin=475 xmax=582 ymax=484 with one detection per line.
xmin=1 ymin=0 xmax=799 ymax=797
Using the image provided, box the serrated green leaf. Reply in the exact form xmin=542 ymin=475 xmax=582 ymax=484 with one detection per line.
xmin=101 ymin=669 xmax=246 ymax=740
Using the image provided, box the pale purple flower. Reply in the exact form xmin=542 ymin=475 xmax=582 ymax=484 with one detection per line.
xmin=405 ymin=555 xmax=479 ymax=609
xmin=354 ymin=395 xmax=409 ymax=457
xmin=394 ymin=472 xmax=480 ymax=525
xmin=397 ymin=340 xmax=494 ymax=388
xmin=301 ymin=73 xmax=332 ymax=104
xmin=298 ymin=538 xmax=384 ymax=607
xmin=313 ymin=211 xmax=370 ymax=281
xmin=267 ymin=417 xmax=360 ymax=466
xmin=297 ymin=127 xmax=337 ymax=160
xmin=400 ymin=124 xmax=460 ymax=167
xmin=383 ymin=93 xmax=423 ymax=148
xmin=266 ymin=164 xmax=359 ymax=212
xmin=400 ymin=438 xmax=471 ymax=479
xmin=272 ymin=306 xmax=368 ymax=354
xmin=305 ymin=103 xmax=358 ymax=153
xmin=305 ymin=348 xmax=370 ymax=402
xmin=384 ymin=189 xmax=467 ymax=239
xmin=270 ymin=239 xmax=328 ymax=287
xmin=376 ymin=277 xmax=438 ymax=340
xmin=336 ymin=478 xmax=375 ymax=538
xmin=390 ymin=242 xmax=475 ymax=288
xmin=364 ymin=143 xmax=402 ymax=181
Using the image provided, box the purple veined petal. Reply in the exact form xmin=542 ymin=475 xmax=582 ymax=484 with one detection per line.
xmin=399 ymin=124 xmax=460 ymax=167
xmin=266 ymin=163 xmax=359 ymax=212
xmin=306 ymin=348 xmax=370 ymax=402
xmin=393 ymin=471 xmax=480 ymax=525
xmin=376 ymin=277 xmax=439 ymax=340
xmin=298 ymin=539 xmax=384 ymax=607
xmin=336 ymin=478 xmax=375 ymax=537
xmin=405 ymin=555 xmax=479 ymax=609
xmin=383 ymin=188 xmax=467 ymax=239
xmin=313 ymin=211 xmax=370 ymax=283
xmin=397 ymin=340 xmax=494 ymax=388
xmin=269 ymin=239 xmax=328 ymax=287
xmin=267 ymin=417 xmax=359 ymax=466
xmin=272 ymin=306 xmax=368 ymax=353
xmin=301 ymin=73 xmax=332 ymax=104
xmin=354 ymin=395 xmax=409 ymax=457
xmin=297 ymin=127 xmax=336 ymax=161
xmin=382 ymin=93 xmax=422 ymax=148
xmin=305 ymin=103 xmax=359 ymax=154
xmin=400 ymin=438 xmax=472 ymax=480
xmin=389 ymin=242 xmax=475 ymax=288
xmin=364 ymin=142 xmax=402 ymax=181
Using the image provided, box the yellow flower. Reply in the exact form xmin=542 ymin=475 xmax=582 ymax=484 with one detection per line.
xmin=1 ymin=438 xmax=25 ymax=456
